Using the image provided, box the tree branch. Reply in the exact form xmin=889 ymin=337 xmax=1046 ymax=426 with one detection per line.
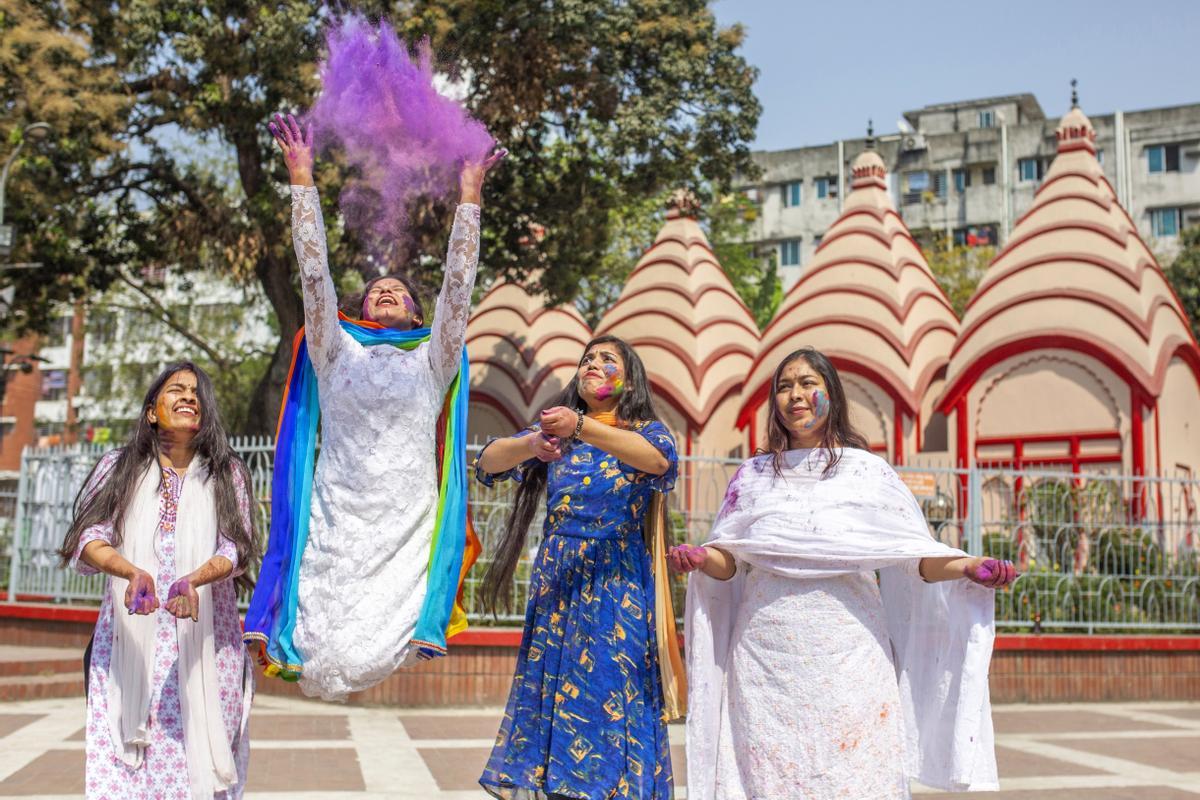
xmin=110 ymin=272 xmax=232 ymax=370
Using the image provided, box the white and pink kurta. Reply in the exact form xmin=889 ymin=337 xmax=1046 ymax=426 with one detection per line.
xmin=685 ymin=448 xmax=1000 ymax=800
xmin=72 ymin=450 xmax=254 ymax=800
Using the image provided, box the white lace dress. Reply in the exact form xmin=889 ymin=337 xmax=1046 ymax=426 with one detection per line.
xmin=287 ymin=186 xmax=480 ymax=700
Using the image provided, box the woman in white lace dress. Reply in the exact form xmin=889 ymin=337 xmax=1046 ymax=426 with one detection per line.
xmin=671 ymin=347 xmax=1016 ymax=800
xmin=247 ymin=114 xmax=503 ymax=700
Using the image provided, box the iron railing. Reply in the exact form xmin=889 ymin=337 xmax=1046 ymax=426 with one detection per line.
xmin=5 ymin=441 xmax=1198 ymax=632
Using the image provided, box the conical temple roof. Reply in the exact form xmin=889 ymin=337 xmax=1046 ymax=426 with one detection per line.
xmin=941 ymin=106 xmax=1200 ymax=409
xmin=739 ymin=148 xmax=960 ymax=424
xmin=466 ymin=275 xmax=592 ymax=427
xmin=595 ymin=192 xmax=761 ymax=430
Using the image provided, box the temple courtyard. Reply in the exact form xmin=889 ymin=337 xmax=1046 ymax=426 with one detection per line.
xmin=0 ymin=694 xmax=1198 ymax=798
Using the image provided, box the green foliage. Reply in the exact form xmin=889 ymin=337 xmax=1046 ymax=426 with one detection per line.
xmin=706 ymin=192 xmax=781 ymax=329
xmin=2 ymin=0 xmax=760 ymax=432
xmin=1164 ymin=225 xmax=1200 ymax=342
xmin=923 ymin=233 xmax=995 ymax=316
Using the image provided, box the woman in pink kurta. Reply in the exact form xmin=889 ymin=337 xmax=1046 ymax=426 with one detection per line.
xmin=59 ymin=362 xmax=260 ymax=800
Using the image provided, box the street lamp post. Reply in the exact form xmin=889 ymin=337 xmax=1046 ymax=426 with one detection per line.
xmin=0 ymin=122 xmax=53 ymax=258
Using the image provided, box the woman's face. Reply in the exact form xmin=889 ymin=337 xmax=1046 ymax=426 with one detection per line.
xmin=577 ymin=343 xmax=626 ymax=407
xmin=363 ymin=278 xmax=420 ymax=329
xmin=149 ymin=370 xmax=202 ymax=441
xmin=774 ymin=358 xmax=831 ymax=444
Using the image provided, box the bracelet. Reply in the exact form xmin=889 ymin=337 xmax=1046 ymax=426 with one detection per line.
xmin=573 ymin=410 xmax=586 ymax=439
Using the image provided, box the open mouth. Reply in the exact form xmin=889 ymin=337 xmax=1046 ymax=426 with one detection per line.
xmin=174 ymin=405 xmax=198 ymax=417
xmin=377 ymin=296 xmax=398 ymax=307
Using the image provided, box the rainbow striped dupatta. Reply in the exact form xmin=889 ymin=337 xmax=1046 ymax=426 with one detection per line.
xmin=244 ymin=313 xmax=478 ymax=681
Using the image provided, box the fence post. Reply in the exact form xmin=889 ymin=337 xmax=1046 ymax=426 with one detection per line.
xmin=6 ymin=448 xmax=29 ymax=603
xmin=966 ymin=467 xmax=984 ymax=555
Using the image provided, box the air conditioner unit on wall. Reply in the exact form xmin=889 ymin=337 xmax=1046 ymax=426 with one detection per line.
xmin=902 ymin=134 xmax=928 ymax=152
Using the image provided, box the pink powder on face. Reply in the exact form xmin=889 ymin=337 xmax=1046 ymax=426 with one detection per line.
xmin=307 ymin=15 xmax=495 ymax=256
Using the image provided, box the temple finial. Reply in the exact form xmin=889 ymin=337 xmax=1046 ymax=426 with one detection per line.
xmin=1070 ymin=78 xmax=1078 ymax=109
xmin=865 ymin=119 xmax=875 ymax=150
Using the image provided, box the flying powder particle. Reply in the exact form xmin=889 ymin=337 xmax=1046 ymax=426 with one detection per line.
xmin=307 ymin=15 xmax=495 ymax=256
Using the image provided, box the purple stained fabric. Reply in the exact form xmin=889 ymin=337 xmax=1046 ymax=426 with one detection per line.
xmin=308 ymin=15 xmax=494 ymax=253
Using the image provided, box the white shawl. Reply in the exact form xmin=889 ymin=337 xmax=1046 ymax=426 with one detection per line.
xmin=684 ymin=448 xmax=999 ymax=798
xmin=106 ymin=461 xmax=239 ymax=798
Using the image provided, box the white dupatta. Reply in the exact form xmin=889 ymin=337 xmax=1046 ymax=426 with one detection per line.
xmin=684 ymin=448 xmax=999 ymax=798
xmin=106 ymin=461 xmax=239 ymax=799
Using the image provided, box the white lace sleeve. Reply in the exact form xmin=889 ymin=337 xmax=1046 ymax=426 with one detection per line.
xmin=291 ymin=185 xmax=343 ymax=374
xmin=427 ymin=203 xmax=481 ymax=387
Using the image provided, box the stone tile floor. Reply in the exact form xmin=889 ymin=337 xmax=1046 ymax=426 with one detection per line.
xmin=0 ymin=695 xmax=1197 ymax=798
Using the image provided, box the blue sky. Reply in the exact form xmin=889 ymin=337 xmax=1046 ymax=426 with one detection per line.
xmin=712 ymin=0 xmax=1200 ymax=151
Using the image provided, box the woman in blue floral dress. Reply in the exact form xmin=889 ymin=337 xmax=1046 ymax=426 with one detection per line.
xmin=475 ymin=334 xmax=677 ymax=800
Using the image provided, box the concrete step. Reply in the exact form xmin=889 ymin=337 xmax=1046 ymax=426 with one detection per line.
xmin=0 ymin=644 xmax=82 ymax=678
xmin=0 ymin=672 xmax=85 ymax=701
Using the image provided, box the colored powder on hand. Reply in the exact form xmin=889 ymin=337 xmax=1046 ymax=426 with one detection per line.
xmin=307 ymin=15 xmax=495 ymax=255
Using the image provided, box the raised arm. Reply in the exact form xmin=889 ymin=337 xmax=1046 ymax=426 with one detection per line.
xmin=427 ymin=148 xmax=507 ymax=387
xmin=271 ymin=114 xmax=343 ymax=374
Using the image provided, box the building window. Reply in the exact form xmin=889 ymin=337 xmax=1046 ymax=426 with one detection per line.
xmin=41 ymin=370 xmax=68 ymax=402
xmin=89 ymin=311 xmax=119 ymax=345
xmin=1147 ymin=144 xmax=1181 ymax=173
xmin=953 ymin=224 xmax=998 ymax=248
xmin=780 ymin=239 xmax=801 ymax=266
xmin=1018 ymin=158 xmax=1046 ymax=182
xmin=814 ymin=176 xmax=838 ymax=199
xmin=780 ymin=181 xmax=802 ymax=208
xmin=931 ymin=172 xmax=948 ymax=200
xmin=1151 ymin=207 xmax=1181 ymax=237
xmin=982 ymin=166 xmax=997 ymax=185
xmin=953 ymin=168 xmax=971 ymax=192
xmin=903 ymin=171 xmax=929 ymax=204
xmin=1096 ymin=148 xmax=1104 ymax=165
xmin=978 ymin=110 xmax=995 ymax=129
xmin=46 ymin=315 xmax=72 ymax=348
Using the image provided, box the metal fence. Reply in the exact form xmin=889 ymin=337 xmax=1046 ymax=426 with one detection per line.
xmin=4 ymin=440 xmax=1198 ymax=633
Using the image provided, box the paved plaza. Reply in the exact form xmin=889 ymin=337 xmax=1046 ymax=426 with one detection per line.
xmin=0 ymin=695 xmax=1198 ymax=798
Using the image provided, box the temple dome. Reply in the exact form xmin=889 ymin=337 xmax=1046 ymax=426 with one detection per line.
xmin=465 ymin=276 xmax=592 ymax=435
xmin=738 ymin=146 xmax=960 ymax=455
xmin=595 ymin=191 xmax=761 ymax=452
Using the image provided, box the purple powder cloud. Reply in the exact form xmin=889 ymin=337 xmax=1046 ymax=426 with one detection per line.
xmin=308 ymin=15 xmax=495 ymax=256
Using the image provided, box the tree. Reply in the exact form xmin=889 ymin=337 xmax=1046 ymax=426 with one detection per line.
xmin=3 ymin=0 xmax=760 ymax=433
xmin=705 ymin=191 xmax=780 ymax=329
xmin=1164 ymin=226 xmax=1200 ymax=342
xmin=0 ymin=1 xmax=129 ymax=323
xmin=923 ymin=233 xmax=995 ymax=317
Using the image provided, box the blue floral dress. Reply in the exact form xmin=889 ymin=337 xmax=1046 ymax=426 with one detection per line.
xmin=476 ymin=419 xmax=678 ymax=800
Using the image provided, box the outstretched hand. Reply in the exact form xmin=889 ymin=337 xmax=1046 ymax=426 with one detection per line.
xmin=668 ymin=544 xmax=708 ymax=574
xmin=459 ymin=147 xmax=508 ymax=205
xmin=269 ymin=113 xmax=315 ymax=187
xmin=164 ymin=577 xmax=200 ymax=622
xmin=124 ymin=569 xmax=159 ymax=615
xmin=965 ymin=557 xmax=1018 ymax=589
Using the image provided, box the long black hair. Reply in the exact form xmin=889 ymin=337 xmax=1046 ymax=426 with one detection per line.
xmin=479 ymin=335 xmax=660 ymax=615
xmin=58 ymin=361 xmax=260 ymax=592
xmin=763 ymin=347 xmax=870 ymax=478
xmin=339 ymin=272 xmax=427 ymax=327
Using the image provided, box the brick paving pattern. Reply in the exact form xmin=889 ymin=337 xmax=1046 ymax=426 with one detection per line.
xmin=0 ymin=696 xmax=1197 ymax=798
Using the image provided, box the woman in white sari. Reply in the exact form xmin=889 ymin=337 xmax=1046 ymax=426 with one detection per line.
xmin=670 ymin=347 xmax=1016 ymax=800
